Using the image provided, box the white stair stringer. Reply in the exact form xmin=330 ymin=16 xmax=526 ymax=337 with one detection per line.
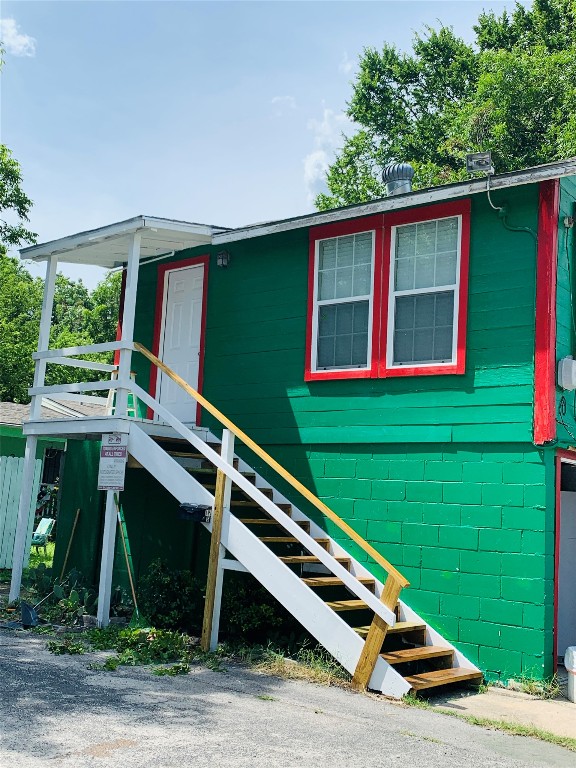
xmin=128 ymin=423 xmax=410 ymax=698
xmin=207 ymin=432 xmax=482 ymax=686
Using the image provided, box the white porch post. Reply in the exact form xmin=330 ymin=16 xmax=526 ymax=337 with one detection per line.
xmin=208 ymin=429 xmax=235 ymax=651
xmin=114 ymin=232 xmax=141 ymax=417
xmin=96 ymin=491 xmax=117 ymax=627
xmin=9 ymin=255 xmax=58 ymax=603
xmin=96 ymin=233 xmax=140 ymax=627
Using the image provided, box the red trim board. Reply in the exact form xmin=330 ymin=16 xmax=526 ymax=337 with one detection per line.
xmin=148 ymin=255 xmax=210 ymax=424
xmin=534 ymin=179 xmax=560 ymax=445
xmin=378 ymin=199 xmax=471 ymax=378
xmin=305 ymin=215 xmax=383 ymax=382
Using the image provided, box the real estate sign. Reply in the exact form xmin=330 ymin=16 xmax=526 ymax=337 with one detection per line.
xmin=97 ymin=433 xmax=128 ymax=491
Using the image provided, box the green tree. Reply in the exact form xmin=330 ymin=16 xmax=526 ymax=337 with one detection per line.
xmin=317 ymin=0 xmax=576 ymax=210
xmin=0 ymin=255 xmax=122 ymax=402
xmin=0 ymin=145 xmax=36 ymax=246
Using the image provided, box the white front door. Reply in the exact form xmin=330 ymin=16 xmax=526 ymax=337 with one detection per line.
xmin=157 ymin=264 xmax=204 ymax=424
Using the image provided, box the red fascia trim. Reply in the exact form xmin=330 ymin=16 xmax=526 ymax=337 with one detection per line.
xmin=534 ymin=179 xmax=560 ymax=445
xmin=378 ymin=198 xmax=471 ymax=378
xmin=113 ymin=269 xmax=127 ymax=367
xmin=305 ymin=215 xmax=383 ymax=382
xmin=147 ymin=255 xmax=210 ymax=424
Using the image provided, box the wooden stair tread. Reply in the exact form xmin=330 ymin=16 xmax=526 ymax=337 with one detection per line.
xmin=279 ymin=555 xmax=350 ymax=565
xmin=301 ymin=576 xmax=374 ymax=588
xmin=325 ymin=600 xmax=368 ymax=611
xmin=405 ymin=668 xmax=483 ymax=691
xmin=231 ymin=500 xmax=291 ymax=511
xmin=239 ymin=518 xmax=307 ymax=527
xmin=258 ymin=536 xmax=329 ymax=544
xmin=353 ymin=621 xmax=426 ymax=638
xmin=381 ymin=645 xmax=453 ymax=665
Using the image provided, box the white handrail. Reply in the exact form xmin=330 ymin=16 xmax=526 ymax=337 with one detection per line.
xmin=44 ymin=357 xmax=118 ymax=373
xmin=32 ymin=341 xmax=134 ymax=360
xmin=130 ymin=381 xmax=396 ymax=626
xmin=29 ymin=379 xmax=130 ymax=397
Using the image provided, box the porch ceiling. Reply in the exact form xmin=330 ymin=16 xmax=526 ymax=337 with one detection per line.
xmin=20 ymin=216 xmax=230 ymax=268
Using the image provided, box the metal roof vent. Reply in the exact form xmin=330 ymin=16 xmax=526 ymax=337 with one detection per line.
xmin=382 ymin=162 xmax=414 ymax=196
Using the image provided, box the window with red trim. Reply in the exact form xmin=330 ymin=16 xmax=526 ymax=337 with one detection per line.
xmin=305 ymin=200 xmax=470 ymax=381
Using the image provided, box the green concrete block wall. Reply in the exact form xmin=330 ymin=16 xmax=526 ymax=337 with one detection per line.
xmin=241 ymin=441 xmax=555 ymax=682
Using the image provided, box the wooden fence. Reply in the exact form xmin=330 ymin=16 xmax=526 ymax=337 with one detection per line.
xmin=0 ymin=457 xmax=42 ymax=569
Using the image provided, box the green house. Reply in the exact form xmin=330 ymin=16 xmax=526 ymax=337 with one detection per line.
xmin=10 ymin=158 xmax=576 ymax=696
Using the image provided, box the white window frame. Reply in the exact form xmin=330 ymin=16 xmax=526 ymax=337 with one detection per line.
xmin=386 ymin=215 xmax=463 ymax=370
xmin=310 ymin=230 xmax=376 ymax=374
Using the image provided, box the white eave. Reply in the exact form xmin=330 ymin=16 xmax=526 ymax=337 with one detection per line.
xmin=20 ymin=215 xmax=230 ymax=268
xmin=212 ymin=157 xmax=576 ymax=245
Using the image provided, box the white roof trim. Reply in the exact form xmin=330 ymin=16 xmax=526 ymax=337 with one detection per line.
xmin=212 ymin=157 xmax=576 ymax=245
xmin=20 ymin=215 xmax=229 ymax=266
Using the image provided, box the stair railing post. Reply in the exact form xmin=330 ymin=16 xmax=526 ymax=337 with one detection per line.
xmin=201 ymin=429 xmax=235 ymax=651
xmin=351 ymin=575 xmax=403 ymax=691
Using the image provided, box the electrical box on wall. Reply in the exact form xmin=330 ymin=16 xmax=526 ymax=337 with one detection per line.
xmin=558 ymin=357 xmax=576 ymax=390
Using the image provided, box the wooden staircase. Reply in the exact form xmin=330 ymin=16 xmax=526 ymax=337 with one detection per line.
xmin=124 ymin=344 xmax=483 ymax=698
xmin=155 ymin=437 xmax=483 ymax=695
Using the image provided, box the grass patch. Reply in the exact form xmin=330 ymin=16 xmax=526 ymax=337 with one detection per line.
xmin=236 ymin=643 xmax=350 ymax=688
xmin=256 ymin=694 xmax=278 ymax=701
xmin=402 ymin=694 xmax=576 ymax=753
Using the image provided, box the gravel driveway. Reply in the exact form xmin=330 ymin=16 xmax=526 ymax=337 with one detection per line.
xmin=0 ymin=629 xmax=573 ymax=768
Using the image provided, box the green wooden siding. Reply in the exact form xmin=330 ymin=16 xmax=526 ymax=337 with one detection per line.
xmin=556 ymin=176 xmax=576 ymax=445
xmin=131 ymin=184 xmax=540 ymax=445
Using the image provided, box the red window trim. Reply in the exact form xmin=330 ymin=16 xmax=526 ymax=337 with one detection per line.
xmin=378 ymin=199 xmax=471 ymax=377
xmin=148 ymin=255 xmax=210 ymax=424
xmin=305 ymin=215 xmax=384 ymax=382
xmin=534 ymin=179 xmax=560 ymax=445
xmin=305 ymin=200 xmax=471 ymax=382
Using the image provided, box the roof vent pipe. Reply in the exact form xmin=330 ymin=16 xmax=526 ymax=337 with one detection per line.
xmin=382 ymin=162 xmax=414 ymax=196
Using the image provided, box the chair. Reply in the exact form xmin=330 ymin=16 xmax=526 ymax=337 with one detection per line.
xmin=31 ymin=518 xmax=55 ymax=553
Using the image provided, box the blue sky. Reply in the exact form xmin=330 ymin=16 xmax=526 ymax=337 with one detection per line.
xmin=2 ymin=0 xmax=520 ymax=288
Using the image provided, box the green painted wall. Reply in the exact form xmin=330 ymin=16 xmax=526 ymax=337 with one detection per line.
xmin=555 ymin=176 xmax=576 ymax=446
xmin=52 ymin=440 xmax=102 ymax=584
xmin=0 ymin=424 xmax=65 ymax=459
xmin=109 ymin=181 xmax=555 ymax=678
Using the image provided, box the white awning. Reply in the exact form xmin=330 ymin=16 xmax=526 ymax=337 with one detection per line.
xmin=20 ymin=216 xmax=229 ymax=268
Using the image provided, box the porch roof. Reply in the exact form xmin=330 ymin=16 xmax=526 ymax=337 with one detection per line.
xmin=20 ymin=216 xmax=230 ymax=268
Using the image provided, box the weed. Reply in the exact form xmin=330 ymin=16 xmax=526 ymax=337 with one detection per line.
xmin=250 ymin=643 xmax=350 ymax=688
xmin=515 ymin=675 xmax=561 ymax=699
xmin=86 ymin=626 xmax=122 ymax=651
xmin=400 ymin=730 xmax=442 ymax=744
xmin=47 ymin=638 xmax=86 ymax=655
xmin=256 ymin=694 xmax=278 ymax=701
xmin=402 ymin=693 xmax=432 ymax=709
xmin=153 ymin=662 xmax=190 ymax=677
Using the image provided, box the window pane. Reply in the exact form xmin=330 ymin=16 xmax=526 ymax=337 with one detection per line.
xmin=415 ymin=221 xmax=436 ymax=256
xmin=354 ymin=233 xmax=372 ymax=264
xmin=337 ymin=236 xmax=354 ymax=267
xmin=435 ymin=252 xmax=457 ymax=286
xmin=335 ymin=266 xmax=354 ymax=299
xmin=395 ymin=256 xmax=414 ymax=291
xmin=393 ymin=291 xmax=455 ymax=365
xmin=353 ymin=263 xmax=371 ymax=295
xmin=396 ymin=226 xmax=416 ymax=259
xmin=317 ymin=301 xmax=369 ymax=369
xmin=319 ymin=239 xmax=337 ymax=270
xmin=436 ymin=217 xmax=458 ymax=253
xmin=318 ymin=269 xmax=336 ymax=301
xmin=414 ymin=255 xmax=435 ymax=290
xmin=317 ymin=232 xmax=373 ymax=302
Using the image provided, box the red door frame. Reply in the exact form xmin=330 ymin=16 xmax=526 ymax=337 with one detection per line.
xmin=148 ymin=255 xmax=210 ymax=425
xmin=554 ymin=449 xmax=576 ymax=670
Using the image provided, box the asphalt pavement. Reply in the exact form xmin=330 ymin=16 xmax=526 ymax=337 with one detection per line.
xmin=0 ymin=629 xmax=573 ymax=768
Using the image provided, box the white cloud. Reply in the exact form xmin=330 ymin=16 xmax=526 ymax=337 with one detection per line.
xmin=271 ymin=95 xmax=297 ymax=117
xmin=339 ymin=51 xmax=354 ymax=75
xmin=0 ymin=18 xmax=36 ymax=57
xmin=303 ymin=107 xmax=353 ymax=203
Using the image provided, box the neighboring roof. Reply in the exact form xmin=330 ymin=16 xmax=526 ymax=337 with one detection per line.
xmin=0 ymin=397 xmax=108 ymax=427
xmin=20 ymin=215 xmax=231 ymax=267
xmin=212 ymin=157 xmax=576 ymax=245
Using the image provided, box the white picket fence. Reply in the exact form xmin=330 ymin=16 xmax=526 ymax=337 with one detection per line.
xmin=0 ymin=457 xmax=42 ymax=569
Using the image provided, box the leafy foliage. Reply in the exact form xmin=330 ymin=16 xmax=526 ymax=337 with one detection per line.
xmin=0 ymin=253 xmax=122 ymax=403
xmin=0 ymin=145 xmax=36 ymax=247
xmin=317 ymin=0 xmax=576 ymax=210
xmin=139 ymin=559 xmax=204 ymax=633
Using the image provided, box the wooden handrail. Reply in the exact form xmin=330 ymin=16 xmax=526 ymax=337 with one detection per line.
xmin=134 ymin=342 xmax=409 ymax=588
